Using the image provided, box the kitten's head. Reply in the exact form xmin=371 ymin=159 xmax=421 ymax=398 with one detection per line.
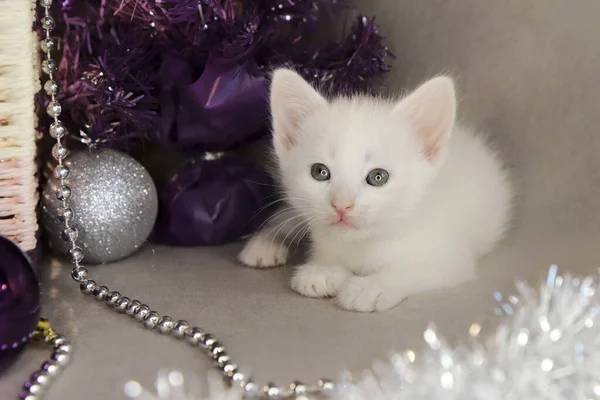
xmin=270 ymin=69 xmax=456 ymax=238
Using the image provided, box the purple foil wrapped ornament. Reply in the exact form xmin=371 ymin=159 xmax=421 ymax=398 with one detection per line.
xmin=152 ymin=157 xmax=274 ymax=246
xmin=158 ymin=52 xmax=269 ymax=152
xmin=0 ymin=236 xmax=40 ymax=359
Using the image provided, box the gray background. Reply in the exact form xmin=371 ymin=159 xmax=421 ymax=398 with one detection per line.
xmin=3 ymin=1 xmax=600 ymax=398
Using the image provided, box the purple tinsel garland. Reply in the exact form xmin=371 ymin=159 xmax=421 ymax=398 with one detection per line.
xmin=42 ymin=0 xmax=391 ymax=145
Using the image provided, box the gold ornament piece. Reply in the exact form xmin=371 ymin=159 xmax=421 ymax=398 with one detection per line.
xmin=33 ymin=317 xmax=58 ymax=343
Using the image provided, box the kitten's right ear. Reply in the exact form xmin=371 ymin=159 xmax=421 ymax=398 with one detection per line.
xmin=270 ymin=69 xmax=327 ymax=153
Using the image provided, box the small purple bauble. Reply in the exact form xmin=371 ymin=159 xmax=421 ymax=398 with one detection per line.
xmin=151 ymin=157 xmax=274 ymax=246
xmin=0 ymin=236 xmax=40 ymax=358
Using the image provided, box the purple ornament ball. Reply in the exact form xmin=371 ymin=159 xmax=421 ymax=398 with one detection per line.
xmin=152 ymin=157 xmax=274 ymax=246
xmin=0 ymin=236 xmax=40 ymax=358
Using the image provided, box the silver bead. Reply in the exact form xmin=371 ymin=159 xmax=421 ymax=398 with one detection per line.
xmin=222 ymin=362 xmax=237 ymax=376
xmin=172 ymin=320 xmax=190 ymax=338
xmin=106 ymin=291 xmax=121 ymax=307
xmin=46 ymin=101 xmax=62 ymax=118
xmin=50 ymin=335 xmax=67 ymax=347
xmin=93 ymin=285 xmax=109 ymax=301
xmin=56 ymin=343 xmax=73 ymax=354
xmin=57 ymin=207 xmax=73 ymax=223
xmin=70 ymin=267 xmax=88 ymax=282
xmin=216 ymin=353 xmax=230 ymax=367
xmin=44 ymin=80 xmax=59 ymax=95
xmin=40 ymin=361 xmax=60 ymax=377
xmin=200 ymin=333 xmax=216 ymax=348
xmin=231 ymin=372 xmax=245 ymax=383
xmin=51 ymin=351 xmax=71 ymax=367
xmin=318 ymin=378 xmax=335 ymax=392
xmin=125 ymin=300 xmax=141 ymax=316
xmin=39 ymin=0 xmax=53 ymax=7
xmin=40 ymin=38 xmax=55 ymax=53
xmin=144 ymin=311 xmax=160 ymax=329
xmin=263 ymin=383 xmax=280 ymax=397
xmin=41 ymin=59 xmax=57 ymax=75
xmin=80 ymin=279 xmax=96 ymax=295
xmin=70 ymin=247 xmax=84 ymax=263
xmin=290 ymin=381 xmax=307 ymax=394
xmin=54 ymin=164 xmax=69 ymax=180
xmin=243 ymin=380 xmax=259 ymax=394
xmin=19 ymin=392 xmax=39 ymax=400
xmin=52 ymin=144 xmax=68 ymax=161
xmin=134 ymin=305 xmax=150 ymax=321
xmin=56 ymin=185 xmax=71 ymax=201
xmin=62 ymin=227 xmax=78 ymax=242
xmin=23 ymin=381 xmax=43 ymax=396
xmin=157 ymin=316 xmax=174 ymax=334
xmin=41 ymin=16 xmax=55 ymax=31
xmin=115 ymin=296 xmax=130 ymax=313
xmin=186 ymin=327 xmax=204 ymax=345
xmin=209 ymin=342 xmax=226 ymax=358
xmin=30 ymin=371 xmax=51 ymax=388
xmin=49 ymin=121 xmax=66 ymax=138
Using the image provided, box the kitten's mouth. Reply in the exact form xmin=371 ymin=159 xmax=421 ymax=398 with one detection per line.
xmin=331 ymin=218 xmax=357 ymax=229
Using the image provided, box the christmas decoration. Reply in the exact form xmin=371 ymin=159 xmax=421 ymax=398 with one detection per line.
xmin=123 ymin=370 xmax=242 ymax=400
xmin=0 ymin=235 xmax=40 ymax=358
xmin=152 ymin=156 xmax=273 ymax=246
xmin=122 ymin=266 xmax=600 ymax=400
xmin=36 ymin=0 xmax=391 ymax=246
xmin=18 ymin=318 xmax=73 ymax=400
xmin=331 ymin=265 xmax=600 ymax=400
xmin=47 ymin=1 xmax=390 ymax=148
xmin=41 ymin=149 xmax=158 ymax=264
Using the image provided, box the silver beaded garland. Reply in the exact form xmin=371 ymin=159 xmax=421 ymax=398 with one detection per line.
xmin=172 ymin=320 xmax=190 ymax=338
xmin=106 ymin=291 xmax=121 ymax=307
xmin=144 ymin=312 xmax=160 ymax=329
xmin=186 ymin=327 xmax=204 ymax=345
xmin=157 ymin=316 xmax=174 ymax=334
xmin=80 ymin=280 xmax=96 ymax=295
xmin=93 ymin=286 xmax=109 ymax=301
xmin=125 ymin=300 xmax=142 ymax=316
xmin=20 ymin=323 xmax=73 ymax=400
xmin=134 ymin=305 xmax=150 ymax=321
xmin=33 ymin=0 xmax=335 ymax=398
xmin=115 ymin=297 xmax=131 ymax=313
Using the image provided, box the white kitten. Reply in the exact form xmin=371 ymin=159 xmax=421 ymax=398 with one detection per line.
xmin=239 ymin=69 xmax=513 ymax=312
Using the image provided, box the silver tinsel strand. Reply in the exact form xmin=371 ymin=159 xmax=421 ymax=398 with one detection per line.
xmin=127 ymin=265 xmax=600 ymax=399
xmin=333 ymin=265 xmax=600 ymax=400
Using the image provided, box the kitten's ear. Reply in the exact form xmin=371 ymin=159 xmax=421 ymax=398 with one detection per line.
xmin=270 ymin=69 xmax=327 ymax=153
xmin=393 ymin=76 xmax=456 ymax=162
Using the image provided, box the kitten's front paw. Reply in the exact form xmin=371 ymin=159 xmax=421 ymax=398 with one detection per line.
xmin=337 ymin=277 xmax=404 ymax=312
xmin=291 ymin=264 xmax=351 ymax=298
xmin=238 ymin=235 xmax=288 ymax=268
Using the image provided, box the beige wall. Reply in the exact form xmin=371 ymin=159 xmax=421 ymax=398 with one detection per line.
xmin=356 ymin=0 xmax=600 ymax=235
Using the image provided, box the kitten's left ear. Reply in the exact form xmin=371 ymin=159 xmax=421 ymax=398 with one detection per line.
xmin=393 ymin=76 xmax=456 ymax=162
xmin=270 ymin=69 xmax=327 ymax=154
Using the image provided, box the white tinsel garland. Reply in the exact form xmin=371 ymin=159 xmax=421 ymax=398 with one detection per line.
xmin=124 ymin=370 xmax=243 ymax=400
xmin=125 ymin=265 xmax=600 ymax=400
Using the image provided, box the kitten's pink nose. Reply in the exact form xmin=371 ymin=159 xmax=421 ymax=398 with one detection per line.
xmin=331 ymin=201 xmax=354 ymax=217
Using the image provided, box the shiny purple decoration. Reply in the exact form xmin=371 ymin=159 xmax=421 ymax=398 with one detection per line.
xmin=0 ymin=236 xmax=40 ymax=358
xmin=159 ymin=53 xmax=268 ymax=152
xmin=40 ymin=0 xmax=391 ymax=148
xmin=152 ymin=157 xmax=274 ymax=246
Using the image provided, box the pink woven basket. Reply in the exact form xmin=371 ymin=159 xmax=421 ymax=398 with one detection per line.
xmin=0 ymin=0 xmax=41 ymax=254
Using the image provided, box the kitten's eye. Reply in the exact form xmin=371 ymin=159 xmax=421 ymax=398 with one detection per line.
xmin=366 ymin=168 xmax=389 ymax=187
xmin=310 ymin=163 xmax=331 ymax=181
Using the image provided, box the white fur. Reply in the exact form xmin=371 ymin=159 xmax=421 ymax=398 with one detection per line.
xmin=239 ymin=69 xmax=513 ymax=312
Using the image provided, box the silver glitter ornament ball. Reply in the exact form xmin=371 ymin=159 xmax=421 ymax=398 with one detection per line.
xmin=42 ymin=149 xmax=158 ymax=264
